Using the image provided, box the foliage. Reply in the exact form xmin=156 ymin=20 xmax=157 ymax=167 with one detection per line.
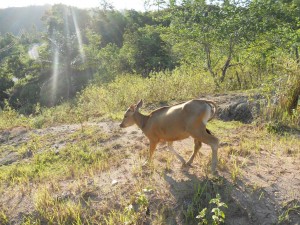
xmin=0 ymin=66 xmax=214 ymax=129
xmin=121 ymin=25 xmax=176 ymax=76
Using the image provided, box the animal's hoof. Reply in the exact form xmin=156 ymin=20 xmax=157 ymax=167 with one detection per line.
xmin=142 ymin=160 xmax=148 ymax=166
xmin=182 ymin=162 xmax=192 ymax=168
xmin=211 ymin=170 xmax=219 ymax=176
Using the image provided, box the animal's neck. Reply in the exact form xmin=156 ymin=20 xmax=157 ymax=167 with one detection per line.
xmin=134 ymin=111 xmax=149 ymax=130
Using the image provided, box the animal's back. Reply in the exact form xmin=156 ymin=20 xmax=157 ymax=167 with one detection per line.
xmin=145 ymin=100 xmax=210 ymax=141
xmin=150 ymin=100 xmax=208 ymax=124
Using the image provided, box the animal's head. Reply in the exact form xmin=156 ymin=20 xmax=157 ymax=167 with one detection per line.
xmin=119 ymin=99 xmax=143 ymax=128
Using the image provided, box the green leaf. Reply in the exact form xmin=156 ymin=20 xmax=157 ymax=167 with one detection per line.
xmin=196 ymin=208 xmax=207 ymax=219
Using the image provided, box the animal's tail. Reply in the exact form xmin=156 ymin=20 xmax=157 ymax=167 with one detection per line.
xmin=194 ymin=99 xmax=218 ymax=127
xmin=206 ymin=128 xmax=213 ymax=135
xmin=204 ymin=100 xmax=218 ymax=121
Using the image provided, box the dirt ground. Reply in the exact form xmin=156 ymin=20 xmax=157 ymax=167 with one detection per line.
xmin=0 ymin=94 xmax=300 ymax=225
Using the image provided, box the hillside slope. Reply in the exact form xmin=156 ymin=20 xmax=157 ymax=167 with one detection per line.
xmin=0 ymin=5 xmax=50 ymax=35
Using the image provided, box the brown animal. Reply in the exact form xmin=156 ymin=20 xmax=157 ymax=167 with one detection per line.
xmin=120 ymin=99 xmax=219 ymax=174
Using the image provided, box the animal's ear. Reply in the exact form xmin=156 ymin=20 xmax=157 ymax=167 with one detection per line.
xmin=135 ymin=99 xmax=143 ymax=110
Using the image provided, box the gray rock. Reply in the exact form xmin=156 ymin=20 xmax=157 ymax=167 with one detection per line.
xmin=0 ymin=151 xmax=19 ymax=166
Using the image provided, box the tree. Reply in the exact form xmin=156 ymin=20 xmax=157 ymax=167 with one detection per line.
xmin=40 ymin=4 xmax=91 ymax=106
xmin=162 ymin=0 xmax=256 ymax=87
xmin=121 ymin=25 xmax=175 ymax=76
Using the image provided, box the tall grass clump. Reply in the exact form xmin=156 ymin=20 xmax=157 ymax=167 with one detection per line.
xmin=261 ymin=56 xmax=300 ymax=128
xmin=0 ymin=101 xmax=29 ymax=130
xmin=146 ymin=67 xmax=215 ymax=102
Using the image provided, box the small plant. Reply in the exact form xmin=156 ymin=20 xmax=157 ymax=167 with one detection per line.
xmin=229 ymin=157 xmax=241 ymax=183
xmin=136 ymin=191 xmax=149 ymax=208
xmin=104 ymin=189 xmax=151 ymax=225
xmin=196 ymin=194 xmax=228 ymax=225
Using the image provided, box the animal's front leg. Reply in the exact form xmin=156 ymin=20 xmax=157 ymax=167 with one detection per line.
xmin=149 ymin=140 xmax=158 ymax=160
xmin=167 ymin=142 xmax=186 ymax=164
xmin=142 ymin=141 xmax=158 ymax=167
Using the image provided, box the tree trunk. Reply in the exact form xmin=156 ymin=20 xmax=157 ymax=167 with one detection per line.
xmin=220 ymin=38 xmax=234 ymax=83
xmin=235 ymin=71 xmax=241 ymax=89
xmin=204 ymin=43 xmax=220 ymax=88
xmin=295 ymin=46 xmax=299 ymax=65
xmin=288 ymin=84 xmax=300 ymax=114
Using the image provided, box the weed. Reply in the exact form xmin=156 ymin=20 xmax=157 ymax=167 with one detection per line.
xmin=196 ymin=194 xmax=228 ymax=225
xmin=103 ymin=188 xmax=151 ymax=225
xmin=266 ymin=121 xmax=291 ymax=134
xmin=183 ymin=178 xmax=228 ymax=224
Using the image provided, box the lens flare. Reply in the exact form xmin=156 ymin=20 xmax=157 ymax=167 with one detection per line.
xmin=28 ymin=44 xmax=39 ymax=60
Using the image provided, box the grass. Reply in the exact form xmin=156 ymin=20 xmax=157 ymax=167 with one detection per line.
xmin=206 ymin=119 xmax=300 ymax=184
xmin=0 ymin=139 xmax=109 ymax=186
xmin=21 ymin=186 xmax=93 ymax=225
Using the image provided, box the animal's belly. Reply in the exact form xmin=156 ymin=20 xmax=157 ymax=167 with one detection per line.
xmin=159 ymin=132 xmax=190 ymax=142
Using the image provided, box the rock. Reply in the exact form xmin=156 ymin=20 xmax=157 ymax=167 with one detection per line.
xmin=215 ymin=94 xmax=261 ymax=123
xmin=25 ymin=149 xmax=33 ymax=158
xmin=0 ymin=152 xmax=19 ymax=166
xmin=111 ymin=180 xmax=118 ymax=186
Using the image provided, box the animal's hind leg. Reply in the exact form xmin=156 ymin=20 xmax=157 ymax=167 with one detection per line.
xmin=188 ymin=127 xmax=219 ymax=174
xmin=185 ymin=139 xmax=202 ymax=166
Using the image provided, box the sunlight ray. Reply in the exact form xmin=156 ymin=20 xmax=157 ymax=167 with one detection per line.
xmin=52 ymin=48 xmax=59 ymax=105
xmin=64 ymin=7 xmax=71 ymax=42
xmin=71 ymin=8 xmax=85 ymax=62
